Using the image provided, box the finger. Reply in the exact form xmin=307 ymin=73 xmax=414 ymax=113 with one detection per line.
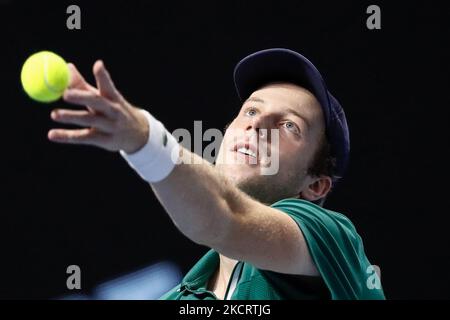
xmin=67 ymin=63 xmax=97 ymax=92
xmin=63 ymin=89 xmax=118 ymax=119
xmin=51 ymin=109 xmax=115 ymax=133
xmin=48 ymin=128 xmax=109 ymax=148
xmin=93 ymin=60 xmax=122 ymax=101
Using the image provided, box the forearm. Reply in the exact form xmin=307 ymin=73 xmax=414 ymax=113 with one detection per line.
xmin=150 ymin=147 xmax=248 ymax=246
xmin=116 ymin=109 xmax=253 ymax=247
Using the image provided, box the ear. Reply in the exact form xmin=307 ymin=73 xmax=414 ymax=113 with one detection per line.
xmin=300 ymin=175 xmax=332 ymax=202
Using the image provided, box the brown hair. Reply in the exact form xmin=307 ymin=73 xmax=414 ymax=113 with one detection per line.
xmin=307 ymin=133 xmax=338 ymax=206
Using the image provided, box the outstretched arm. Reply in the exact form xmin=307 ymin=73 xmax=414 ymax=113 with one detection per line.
xmin=50 ymin=61 xmax=318 ymax=276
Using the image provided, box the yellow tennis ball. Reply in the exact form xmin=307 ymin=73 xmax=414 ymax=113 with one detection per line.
xmin=20 ymin=51 xmax=70 ymax=103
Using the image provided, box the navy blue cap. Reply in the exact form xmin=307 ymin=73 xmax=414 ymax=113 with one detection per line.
xmin=233 ymin=48 xmax=350 ymax=179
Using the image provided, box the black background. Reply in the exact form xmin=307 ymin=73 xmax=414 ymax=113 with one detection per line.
xmin=0 ymin=0 xmax=449 ymax=299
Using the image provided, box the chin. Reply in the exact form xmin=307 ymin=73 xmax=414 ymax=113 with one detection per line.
xmin=219 ymin=163 xmax=261 ymax=183
xmin=218 ymin=164 xmax=300 ymax=204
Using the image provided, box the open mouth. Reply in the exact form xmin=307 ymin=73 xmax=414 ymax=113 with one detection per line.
xmin=231 ymin=142 xmax=259 ymax=164
xmin=236 ymin=146 xmax=257 ymax=158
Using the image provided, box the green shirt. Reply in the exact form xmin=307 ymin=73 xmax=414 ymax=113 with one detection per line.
xmin=160 ymin=199 xmax=385 ymax=300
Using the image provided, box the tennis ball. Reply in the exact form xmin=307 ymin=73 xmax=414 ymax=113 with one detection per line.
xmin=20 ymin=51 xmax=70 ymax=103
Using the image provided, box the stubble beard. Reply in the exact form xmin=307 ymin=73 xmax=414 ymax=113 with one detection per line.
xmin=225 ymin=168 xmax=303 ymax=205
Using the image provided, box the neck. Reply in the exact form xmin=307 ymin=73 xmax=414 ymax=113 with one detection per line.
xmin=207 ymin=254 xmax=238 ymax=298
xmin=219 ymin=254 xmax=238 ymax=274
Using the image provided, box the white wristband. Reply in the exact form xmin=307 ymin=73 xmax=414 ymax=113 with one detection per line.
xmin=119 ymin=109 xmax=180 ymax=183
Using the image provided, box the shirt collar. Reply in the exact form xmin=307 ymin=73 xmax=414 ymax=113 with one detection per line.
xmin=180 ymin=249 xmax=220 ymax=291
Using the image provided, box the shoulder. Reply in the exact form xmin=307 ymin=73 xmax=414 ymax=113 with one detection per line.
xmin=271 ymin=198 xmax=362 ymax=258
xmin=271 ymin=198 xmax=385 ymax=300
xmin=271 ymin=198 xmax=358 ymax=237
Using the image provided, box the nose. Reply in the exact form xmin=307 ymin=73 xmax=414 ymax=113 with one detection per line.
xmin=245 ymin=114 xmax=273 ymax=140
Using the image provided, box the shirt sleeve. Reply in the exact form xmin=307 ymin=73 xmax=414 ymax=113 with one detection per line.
xmin=271 ymin=198 xmax=385 ymax=300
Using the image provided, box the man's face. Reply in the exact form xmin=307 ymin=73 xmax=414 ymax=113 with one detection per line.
xmin=216 ymin=82 xmax=326 ymax=204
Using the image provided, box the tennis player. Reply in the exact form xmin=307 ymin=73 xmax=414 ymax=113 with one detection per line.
xmin=48 ymin=48 xmax=385 ymax=300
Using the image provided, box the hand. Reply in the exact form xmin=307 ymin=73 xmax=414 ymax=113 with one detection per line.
xmin=48 ymin=60 xmax=149 ymax=154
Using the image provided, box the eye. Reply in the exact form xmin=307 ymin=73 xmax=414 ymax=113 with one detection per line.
xmin=245 ymin=107 xmax=258 ymax=117
xmin=282 ymin=121 xmax=300 ymax=135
